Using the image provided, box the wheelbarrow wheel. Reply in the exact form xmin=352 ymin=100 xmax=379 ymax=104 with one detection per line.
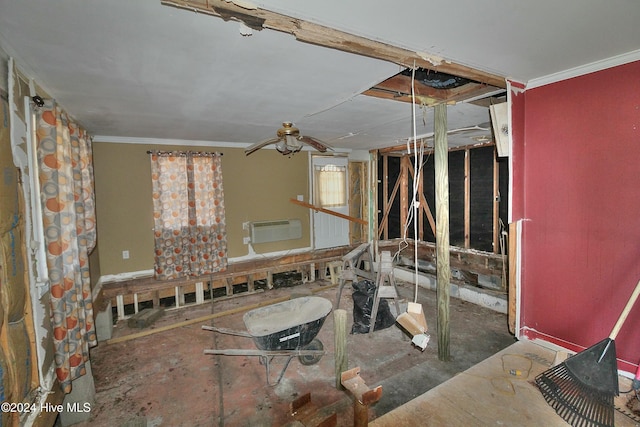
xmin=299 ymin=339 xmax=324 ymax=366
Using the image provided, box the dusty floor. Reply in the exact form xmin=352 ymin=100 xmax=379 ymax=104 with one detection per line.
xmin=72 ymin=278 xmax=516 ymax=426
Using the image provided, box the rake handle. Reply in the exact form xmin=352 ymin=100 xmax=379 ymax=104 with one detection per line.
xmin=609 ymin=278 xmax=640 ymax=340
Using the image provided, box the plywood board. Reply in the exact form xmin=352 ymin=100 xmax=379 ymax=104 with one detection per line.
xmin=371 ymin=340 xmax=640 ymax=426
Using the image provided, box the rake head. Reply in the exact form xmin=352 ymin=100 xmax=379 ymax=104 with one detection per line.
xmin=535 ymin=338 xmax=619 ymax=427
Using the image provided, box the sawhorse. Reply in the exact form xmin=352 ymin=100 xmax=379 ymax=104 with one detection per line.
xmin=335 ymin=242 xmax=375 ymax=309
xmin=369 ymin=250 xmax=400 ymax=334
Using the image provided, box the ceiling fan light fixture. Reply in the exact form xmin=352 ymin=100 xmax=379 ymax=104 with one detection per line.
xmin=245 ymin=121 xmax=331 ymax=156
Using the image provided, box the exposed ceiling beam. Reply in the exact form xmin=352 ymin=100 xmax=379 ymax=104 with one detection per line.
xmin=161 ymin=0 xmax=507 ymax=89
xmin=362 ymin=73 xmax=503 ymax=105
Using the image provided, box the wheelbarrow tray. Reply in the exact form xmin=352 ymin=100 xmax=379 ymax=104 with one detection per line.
xmin=243 ymin=296 xmax=332 ymax=351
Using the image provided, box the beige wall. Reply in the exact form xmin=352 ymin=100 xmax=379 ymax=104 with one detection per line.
xmin=93 ymin=142 xmax=311 ymax=276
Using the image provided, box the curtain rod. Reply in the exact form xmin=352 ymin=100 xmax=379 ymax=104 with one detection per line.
xmin=147 ymin=150 xmax=223 ymax=157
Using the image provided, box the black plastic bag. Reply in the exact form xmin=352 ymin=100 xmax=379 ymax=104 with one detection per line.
xmin=351 ymin=279 xmax=396 ymax=334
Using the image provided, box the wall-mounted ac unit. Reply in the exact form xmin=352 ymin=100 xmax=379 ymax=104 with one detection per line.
xmin=249 ymin=219 xmax=302 ymax=244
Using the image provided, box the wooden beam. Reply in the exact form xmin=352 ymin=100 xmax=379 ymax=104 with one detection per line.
xmin=289 ymin=198 xmax=367 ymax=225
xmin=434 ymin=103 xmax=451 ymax=361
xmin=377 ymin=140 xmax=495 ymax=156
xmin=162 ymin=0 xmax=506 ymax=89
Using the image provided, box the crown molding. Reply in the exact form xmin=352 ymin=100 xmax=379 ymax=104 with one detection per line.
xmin=92 ymin=135 xmax=248 ymax=148
xmin=527 ymin=49 xmax=640 ymax=89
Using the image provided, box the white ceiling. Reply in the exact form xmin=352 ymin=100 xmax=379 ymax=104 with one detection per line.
xmin=0 ymin=0 xmax=638 ymax=152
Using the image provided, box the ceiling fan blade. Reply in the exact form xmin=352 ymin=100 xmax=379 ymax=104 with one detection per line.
xmin=244 ymin=137 xmax=280 ymax=156
xmin=298 ymin=135 xmax=332 ymax=153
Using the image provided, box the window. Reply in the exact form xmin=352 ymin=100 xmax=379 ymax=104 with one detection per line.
xmin=314 ymin=164 xmax=346 ymax=208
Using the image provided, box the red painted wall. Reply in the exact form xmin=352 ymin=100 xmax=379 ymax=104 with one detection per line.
xmin=514 ymin=61 xmax=640 ymax=373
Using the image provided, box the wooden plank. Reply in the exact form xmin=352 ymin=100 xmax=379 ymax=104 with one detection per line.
xmin=371 ymin=340 xmax=640 ymax=427
xmin=289 ymin=198 xmax=367 ymax=225
xmin=434 ymin=103 xmax=451 ymax=361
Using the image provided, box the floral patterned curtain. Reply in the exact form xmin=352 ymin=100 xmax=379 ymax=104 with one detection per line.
xmin=35 ymin=99 xmax=97 ymax=393
xmin=150 ymin=151 xmax=227 ymax=279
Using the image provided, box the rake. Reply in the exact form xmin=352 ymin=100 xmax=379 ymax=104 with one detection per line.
xmin=535 ymin=278 xmax=640 ymax=427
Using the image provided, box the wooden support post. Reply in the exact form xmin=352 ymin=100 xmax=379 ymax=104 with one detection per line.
xmin=434 ymin=103 xmax=451 ymax=361
xmin=334 ymin=309 xmax=348 ymax=390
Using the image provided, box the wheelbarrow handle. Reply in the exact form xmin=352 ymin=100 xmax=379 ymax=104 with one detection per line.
xmin=202 ymin=325 xmax=252 ymax=338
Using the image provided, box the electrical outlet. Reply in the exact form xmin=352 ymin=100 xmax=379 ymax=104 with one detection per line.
xmin=122 ymin=250 xmax=130 ymax=259
xmin=243 ymin=237 xmax=250 ymax=245
xmin=242 ymin=221 xmax=250 ymax=230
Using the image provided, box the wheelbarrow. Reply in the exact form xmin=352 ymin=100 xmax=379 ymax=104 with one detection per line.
xmin=204 ymin=296 xmax=332 ymax=386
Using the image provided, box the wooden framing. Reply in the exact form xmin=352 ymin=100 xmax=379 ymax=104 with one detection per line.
xmin=162 ymin=0 xmax=506 ymax=93
xmin=376 ymin=142 xmax=502 ymax=261
xmin=100 ymin=245 xmax=357 ymax=319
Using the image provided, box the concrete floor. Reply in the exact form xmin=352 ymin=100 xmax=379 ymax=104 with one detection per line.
xmin=73 ymin=278 xmax=516 ymax=426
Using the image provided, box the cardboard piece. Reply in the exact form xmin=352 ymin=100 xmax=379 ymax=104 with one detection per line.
xmin=396 ymin=302 xmax=428 ymax=338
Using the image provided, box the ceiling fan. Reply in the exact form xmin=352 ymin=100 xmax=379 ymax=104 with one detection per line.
xmin=245 ymin=122 xmax=332 ymax=156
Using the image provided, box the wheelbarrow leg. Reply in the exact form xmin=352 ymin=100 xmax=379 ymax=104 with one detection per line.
xmin=262 ymin=354 xmax=296 ymax=387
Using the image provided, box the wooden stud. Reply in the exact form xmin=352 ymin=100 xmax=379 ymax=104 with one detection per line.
xmin=153 ymin=291 xmax=160 ymax=308
xmin=493 ymin=148 xmax=500 ymax=254
xmin=377 ymin=168 xmax=401 ymax=240
xmin=400 ymin=156 xmax=409 ymax=236
xmin=382 ymin=153 xmax=389 ymax=240
xmin=247 ymin=274 xmax=254 ymax=292
xmin=434 ymin=103 xmax=451 ymax=362
xmin=464 ymin=148 xmax=470 ymax=248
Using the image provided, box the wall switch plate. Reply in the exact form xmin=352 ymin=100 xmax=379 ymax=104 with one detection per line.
xmin=296 ymin=195 xmax=304 ymax=201
xmin=243 ymin=237 xmax=250 ymax=244
xmin=122 ymin=250 xmax=130 ymax=259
